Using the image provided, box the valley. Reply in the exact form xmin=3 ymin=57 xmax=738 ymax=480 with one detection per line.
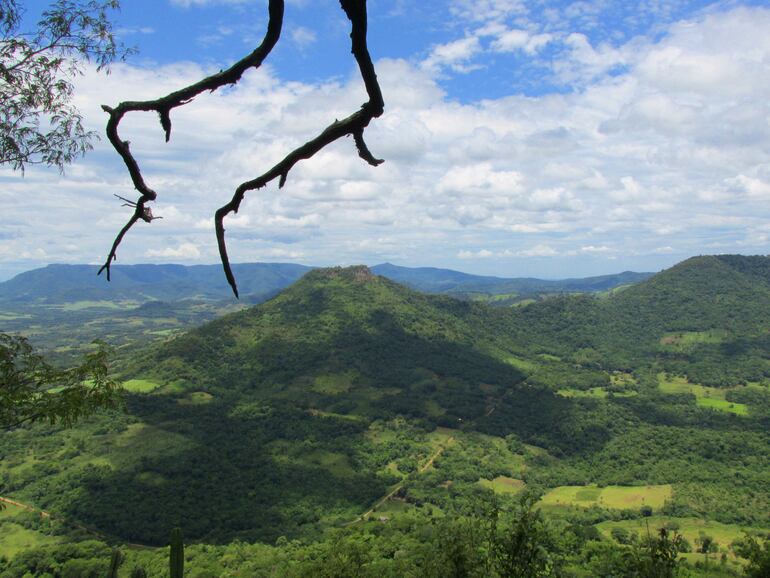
xmin=0 ymin=256 xmax=769 ymax=576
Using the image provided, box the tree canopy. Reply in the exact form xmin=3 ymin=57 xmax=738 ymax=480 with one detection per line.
xmin=0 ymin=333 xmax=122 ymax=430
xmin=0 ymin=0 xmax=129 ymax=171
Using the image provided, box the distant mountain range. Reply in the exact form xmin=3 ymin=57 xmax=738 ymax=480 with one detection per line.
xmin=0 ymin=262 xmax=653 ymax=304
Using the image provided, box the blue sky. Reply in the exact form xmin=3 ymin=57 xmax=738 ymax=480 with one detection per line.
xmin=2 ymin=0 xmax=770 ymax=280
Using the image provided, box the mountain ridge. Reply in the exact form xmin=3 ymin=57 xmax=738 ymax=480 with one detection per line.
xmin=0 ymin=261 xmax=654 ymax=304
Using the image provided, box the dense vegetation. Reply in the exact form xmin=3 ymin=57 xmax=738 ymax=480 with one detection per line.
xmin=0 ymin=256 xmax=769 ymax=576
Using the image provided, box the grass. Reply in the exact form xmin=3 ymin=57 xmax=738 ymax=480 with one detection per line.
xmin=659 ymin=330 xmax=727 ymax=351
xmin=0 ymin=312 xmax=31 ymax=320
xmin=658 ymin=374 xmax=749 ymax=416
xmin=178 ymin=391 xmax=214 ymax=405
xmin=596 ymin=516 xmax=765 ymax=555
xmin=557 ymin=388 xmax=608 ymax=399
xmin=479 ymin=476 xmax=525 ymax=495
xmin=504 ymin=356 xmax=536 ymax=371
xmin=557 ymin=387 xmax=637 ymax=399
xmin=0 ymin=503 xmax=59 ymax=558
xmin=0 ymin=522 xmax=59 ymax=558
xmin=312 ymin=371 xmax=357 ymax=395
xmin=122 ymin=379 xmax=162 ymax=393
xmin=540 ymin=484 xmax=673 ymax=510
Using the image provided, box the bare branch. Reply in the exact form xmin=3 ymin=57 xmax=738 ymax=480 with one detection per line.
xmin=101 ymin=0 xmax=386 ymax=298
xmin=98 ymin=0 xmax=285 ymax=280
xmin=216 ymin=0 xmax=385 ymax=297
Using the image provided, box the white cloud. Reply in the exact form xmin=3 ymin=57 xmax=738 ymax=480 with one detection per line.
xmin=518 ymin=244 xmax=559 ymax=257
xmin=291 ymin=27 xmax=317 ymax=49
xmin=146 ymin=243 xmax=202 ymax=259
xmin=3 ymin=5 xmax=770 ymax=279
xmin=491 ymin=29 xmax=553 ymax=54
xmin=458 ymin=249 xmax=494 ymax=259
xmin=422 ymin=37 xmax=482 ymax=74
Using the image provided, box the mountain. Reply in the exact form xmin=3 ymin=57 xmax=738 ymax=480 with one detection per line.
xmin=1 ymin=256 xmax=768 ymax=556
xmin=0 ymin=262 xmax=652 ymax=306
xmin=135 ymin=265 xmax=527 ymax=423
xmin=371 ymin=262 xmax=653 ymax=296
xmin=0 ymin=262 xmax=313 ymax=303
xmin=510 ymin=254 xmax=770 ymax=385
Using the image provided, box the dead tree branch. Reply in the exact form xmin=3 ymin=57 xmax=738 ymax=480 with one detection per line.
xmin=99 ymin=0 xmax=385 ymax=296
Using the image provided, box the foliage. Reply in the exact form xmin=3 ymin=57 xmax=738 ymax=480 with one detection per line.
xmin=732 ymin=534 xmax=770 ymax=578
xmin=0 ymin=333 xmax=122 ymax=430
xmin=0 ymin=0 xmax=130 ymax=171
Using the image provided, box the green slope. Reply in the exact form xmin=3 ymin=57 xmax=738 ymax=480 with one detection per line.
xmin=1 ymin=257 xmax=769 ymax=554
xmin=509 ymin=255 xmax=770 ymax=386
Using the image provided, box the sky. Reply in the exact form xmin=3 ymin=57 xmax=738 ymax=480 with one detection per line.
xmin=1 ymin=0 xmax=770 ymax=281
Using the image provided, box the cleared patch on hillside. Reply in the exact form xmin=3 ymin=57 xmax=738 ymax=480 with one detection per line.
xmin=312 ymin=371 xmax=357 ymax=395
xmin=478 ymin=476 xmax=525 ymax=495
xmin=597 ymin=516 xmax=765 ymax=559
xmin=0 ymin=503 xmax=59 ymax=558
xmin=122 ymin=379 xmax=162 ymax=393
xmin=659 ymin=330 xmax=727 ymax=352
xmin=658 ymin=374 xmax=748 ymax=415
xmin=540 ymin=484 xmax=672 ymax=510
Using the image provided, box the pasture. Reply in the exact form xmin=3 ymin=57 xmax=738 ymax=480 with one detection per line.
xmin=658 ymin=374 xmax=749 ymax=415
xmin=122 ymin=379 xmax=163 ymax=393
xmin=478 ymin=476 xmax=525 ymax=495
xmin=540 ymin=484 xmax=672 ymax=510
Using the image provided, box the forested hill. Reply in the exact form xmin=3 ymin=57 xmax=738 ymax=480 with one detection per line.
xmin=2 ymin=257 xmax=769 ymax=555
xmin=131 ymin=265 xmax=527 ymax=424
xmin=509 ymin=254 xmax=770 ymax=385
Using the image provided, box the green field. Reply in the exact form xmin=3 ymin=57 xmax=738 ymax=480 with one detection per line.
xmin=659 ymin=330 xmax=727 ymax=351
xmin=540 ymin=484 xmax=673 ymax=510
xmin=478 ymin=476 xmax=525 ymax=495
xmin=0 ymin=504 xmax=59 ymax=558
xmin=178 ymin=391 xmax=214 ymax=405
xmin=597 ymin=516 xmax=765 ymax=556
xmin=557 ymin=388 xmax=608 ymax=399
xmin=122 ymin=379 xmax=163 ymax=393
xmin=312 ymin=371 xmax=357 ymax=395
xmin=658 ymin=374 xmax=749 ymax=415
xmin=504 ymin=355 xmax=536 ymax=371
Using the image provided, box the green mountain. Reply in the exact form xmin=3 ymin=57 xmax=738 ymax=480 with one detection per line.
xmin=136 ymin=265 xmax=526 ymax=425
xmin=1 ymin=256 xmax=768 ymax=565
xmin=510 ymin=255 xmax=770 ymax=385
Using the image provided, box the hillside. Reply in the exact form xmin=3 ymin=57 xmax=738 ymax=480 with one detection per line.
xmin=0 ymin=257 xmax=768 ymax=568
xmin=510 ymin=255 xmax=770 ymax=385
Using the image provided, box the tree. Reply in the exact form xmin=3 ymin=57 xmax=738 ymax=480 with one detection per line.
xmin=0 ymin=0 xmax=129 ymax=171
xmin=98 ymin=0 xmax=385 ymax=297
xmin=733 ymin=533 xmax=770 ymax=578
xmin=0 ymin=333 xmax=122 ymax=430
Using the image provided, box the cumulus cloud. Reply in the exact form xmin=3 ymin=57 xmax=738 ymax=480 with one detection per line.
xmin=146 ymin=243 xmax=202 ymax=259
xmin=2 ymin=4 xmax=769 ymax=279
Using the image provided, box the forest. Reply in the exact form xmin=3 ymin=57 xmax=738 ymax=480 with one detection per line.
xmin=1 ymin=257 xmax=769 ymax=576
